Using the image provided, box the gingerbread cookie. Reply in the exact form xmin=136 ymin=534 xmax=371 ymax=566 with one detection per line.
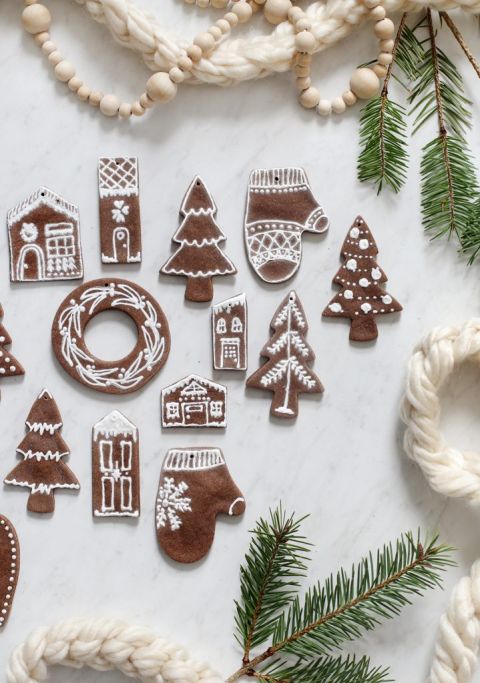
xmin=98 ymin=157 xmax=142 ymax=264
xmin=92 ymin=410 xmax=140 ymax=518
xmin=323 ymin=216 xmax=402 ymax=342
xmin=52 ymin=278 xmax=171 ymax=394
xmin=246 ymin=291 xmax=323 ymax=418
xmin=7 ymin=187 xmax=83 ymax=282
xmin=161 ymin=375 xmax=226 ymax=428
xmin=0 ymin=515 xmax=19 ymax=628
xmin=212 ymin=294 xmax=247 ymax=371
xmin=4 ymin=389 xmax=80 ymax=514
xmin=244 ymin=168 xmax=329 ymax=284
xmin=155 ymin=448 xmax=245 ymax=563
xmin=160 ymin=176 xmax=237 ymax=302
xmin=0 ymin=304 xmax=25 ymax=384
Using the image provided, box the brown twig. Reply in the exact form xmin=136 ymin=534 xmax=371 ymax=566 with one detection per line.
xmin=440 ymin=12 xmax=480 ymax=80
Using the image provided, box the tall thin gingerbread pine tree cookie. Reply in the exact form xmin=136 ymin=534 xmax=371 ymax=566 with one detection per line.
xmin=0 ymin=304 xmax=24 ymax=386
xmin=0 ymin=515 xmax=19 ymax=629
xmin=323 ymin=216 xmax=402 ymax=342
xmin=246 ymin=291 xmax=323 ymax=418
xmin=4 ymin=390 xmax=80 ymax=514
xmin=160 ymin=176 xmax=237 ymax=302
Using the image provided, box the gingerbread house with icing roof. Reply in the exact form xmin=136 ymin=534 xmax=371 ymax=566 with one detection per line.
xmin=161 ymin=374 xmax=227 ymax=428
xmin=7 ymin=186 xmax=84 ymax=282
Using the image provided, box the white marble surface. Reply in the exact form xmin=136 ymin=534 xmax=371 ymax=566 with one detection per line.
xmin=1 ymin=1 xmax=480 ymax=680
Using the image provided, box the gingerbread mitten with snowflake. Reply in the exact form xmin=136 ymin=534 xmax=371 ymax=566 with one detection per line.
xmin=155 ymin=448 xmax=245 ymax=564
xmin=323 ymin=216 xmax=402 ymax=342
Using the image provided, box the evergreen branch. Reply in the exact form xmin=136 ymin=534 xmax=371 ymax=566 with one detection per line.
xmin=394 ymin=24 xmax=426 ymax=83
xmin=234 ymin=506 xmax=311 ymax=662
xmin=460 ymin=198 xmax=480 ymax=263
xmin=440 ymin=12 xmax=480 ymax=80
xmin=257 ymin=654 xmax=390 ymax=683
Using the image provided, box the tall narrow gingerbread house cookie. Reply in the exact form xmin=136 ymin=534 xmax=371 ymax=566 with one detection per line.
xmin=98 ymin=157 xmax=142 ymax=264
xmin=212 ymin=294 xmax=247 ymax=371
xmin=92 ymin=410 xmax=140 ymax=518
xmin=7 ymin=187 xmax=83 ymax=282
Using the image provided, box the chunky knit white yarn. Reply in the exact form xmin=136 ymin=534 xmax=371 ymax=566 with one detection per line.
xmin=6 ymin=618 xmax=224 ymax=683
xmin=402 ymin=320 xmax=480 ymax=683
xmin=74 ymin=0 xmax=480 ymax=86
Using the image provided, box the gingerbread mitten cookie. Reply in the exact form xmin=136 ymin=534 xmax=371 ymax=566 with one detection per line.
xmin=247 ymin=291 xmax=323 ymax=418
xmin=155 ymin=448 xmax=245 ymax=563
xmin=7 ymin=187 xmax=83 ymax=282
xmin=323 ymin=216 xmax=402 ymax=342
xmin=160 ymin=176 xmax=237 ymax=302
xmin=0 ymin=515 xmax=19 ymax=629
xmin=244 ymin=168 xmax=329 ymax=283
xmin=4 ymin=390 xmax=80 ymax=514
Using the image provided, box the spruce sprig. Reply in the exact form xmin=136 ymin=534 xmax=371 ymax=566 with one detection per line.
xmin=227 ymin=506 xmax=454 ymax=683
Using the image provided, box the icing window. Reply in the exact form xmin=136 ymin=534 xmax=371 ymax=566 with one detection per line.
xmin=167 ymin=402 xmax=180 ymax=419
xmin=210 ymin=401 xmax=223 ymax=418
xmin=120 ymin=440 xmax=132 ymax=470
xmin=231 ymin=317 xmax=243 ymax=333
xmin=100 ymin=440 xmax=113 ymax=471
xmin=216 ymin=317 xmax=226 ymax=334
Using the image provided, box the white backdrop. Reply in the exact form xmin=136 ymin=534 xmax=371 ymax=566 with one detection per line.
xmin=1 ymin=1 xmax=480 ymax=680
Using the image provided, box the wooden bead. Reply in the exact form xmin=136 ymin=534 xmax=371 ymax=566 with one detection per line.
xmin=24 ymin=0 xmax=38 ymax=5
xmin=296 ymin=53 xmax=312 ymax=66
xmin=208 ymin=26 xmax=222 ymax=40
xmin=378 ymin=52 xmax=393 ymax=65
xmin=287 ymin=6 xmax=303 ymax=22
xmin=178 ymin=55 xmax=194 ymax=71
xmin=47 ymin=51 xmax=62 ymax=66
xmin=224 ymin=12 xmax=239 ymax=26
xmin=139 ymin=93 xmax=154 ymax=109
xmin=296 ymin=76 xmax=311 ymax=91
xmin=374 ymin=18 xmax=395 ymax=39
xmin=350 ymin=67 xmax=380 ymax=99
xmin=194 ymin=32 xmax=216 ymax=52
xmin=263 ymin=0 xmax=291 ymax=24
xmin=41 ymin=40 xmax=56 ymax=55
xmin=295 ymin=30 xmax=315 ymax=53
xmin=187 ymin=44 xmax=203 ymax=61
xmin=295 ymin=18 xmax=311 ymax=32
xmin=22 ymin=4 xmax=51 ymax=34
xmin=169 ymin=66 xmax=185 ymax=83
xmin=54 ymin=60 xmax=75 ymax=82
xmin=316 ymin=99 xmax=332 ymax=116
xmin=68 ymin=76 xmax=83 ymax=92
xmin=232 ymin=1 xmax=253 ymax=22
xmin=146 ymin=72 xmax=178 ymax=102
xmin=89 ymin=91 xmax=103 ymax=107
xmin=364 ymin=0 xmax=380 ymax=6
xmin=100 ymin=94 xmax=120 ymax=116
xmin=332 ymin=97 xmax=346 ymax=114
xmin=131 ymin=102 xmax=146 ymax=117
xmin=76 ymin=85 xmax=91 ymax=101
xmin=216 ymin=19 xmax=230 ymax=33
xmin=294 ymin=64 xmax=310 ymax=77
xmin=370 ymin=6 xmax=386 ymax=20
xmin=380 ymin=38 xmax=394 ymax=52
xmin=373 ymin=63 xmax=388 ymax=77
xmin=299 ymin=86 xmax=320 ymax=108
xmin=119 ymin=103 xmax=133 ymax=118
xmin=342 ymin=90 xmax=357 ymax=106
xmin=212 ymin=0 xmax=228 ymax=7
xmin=34 ymin=31 xmax=50 ymax=46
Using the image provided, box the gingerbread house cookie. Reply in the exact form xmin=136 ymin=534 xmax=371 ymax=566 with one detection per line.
xmin=161 ymin=375 xmax=226 ymax=428
xmin=212 ymin=294 xmax=247 ymax=371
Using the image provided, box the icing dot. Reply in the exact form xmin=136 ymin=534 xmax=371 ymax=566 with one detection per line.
xmin=329 ymin=303 xmax=343 ymax=313
xmin=344 ymin=290 xmax=353 ymax=300
xmin=9 ymin=366 xmax=16 ymax=372
xmin=371 ymin=267 xmax=381 ymax=280
xmin=346 ymin=258 xmax=357 ymax=272
xmin=350 ymin=227 xmax=360 ymax=239
xmin=359 ymin=278 xmax=370 ymax=287
xmin=382 ymin=295 xmax=393 ymax=305
xmin=361 ymin=303 xmax=372 ymax=314
xmin=359 ymin=239 xmax=369 ymax=250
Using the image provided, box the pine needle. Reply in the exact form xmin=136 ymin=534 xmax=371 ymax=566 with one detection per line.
xmin=258 ymin=654 xmax=390 ymax=683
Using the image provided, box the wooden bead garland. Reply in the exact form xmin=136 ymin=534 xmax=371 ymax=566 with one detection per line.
xmin=20 ymin=0 xmax=393 ymax=119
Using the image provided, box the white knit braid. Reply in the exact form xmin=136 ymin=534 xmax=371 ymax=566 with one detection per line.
xmin=6 ymin=618 xmax=224 ymax=683
xmin=74 ymin=0 xmax=480 ymax=86
xmin=401 ymin=320 xmax=480 ymax=683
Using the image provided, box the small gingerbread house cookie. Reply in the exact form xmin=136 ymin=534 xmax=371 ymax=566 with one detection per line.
xmin=161 ymin=374 xmax=227 ymax=428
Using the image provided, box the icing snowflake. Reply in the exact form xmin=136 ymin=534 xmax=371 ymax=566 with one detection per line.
xmin=156 ymin=477 xmax=192 ymax=531
xmin=371 ymin=267 xmax=381 ymax=280
xmin=382 ymin=295 xmax=392 ymax=305
xmin=350 ymin=227 xmax=360 ymax=239
xmin=20 ymin=222 xmax=38 ymax=243
xmin=359 ymin=278 xmax=370 ymax=287
xmin=111 ymin=200 xmax=130 ymax=223
xmin=346 ymin=258 xmax=357 ymax=271
xmin=361 ymin=303 xmax=372 ymax=314
xmin=344 ymin=289 xmax=353 ymax=300
xmin=359 ymin=239 xmax=369 ymax=250
xmin=329 ymin=303 xmax=342 ymax=313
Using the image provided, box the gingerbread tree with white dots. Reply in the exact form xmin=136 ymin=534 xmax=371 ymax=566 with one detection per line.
xmin=0 ymin=304 xmax=24 ymax=383
xmin=322 ymin=216 xmax=402 ymax=342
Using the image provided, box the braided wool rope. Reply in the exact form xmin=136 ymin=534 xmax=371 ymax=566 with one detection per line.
xmin=74 ymin=0 xmax=480 ymax=86
xmin=6 ymin=618 xmax=224 ymax=683
xmin=402 ymin=320 xmax=480 ymax=682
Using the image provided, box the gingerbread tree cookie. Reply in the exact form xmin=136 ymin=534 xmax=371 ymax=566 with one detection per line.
xmin=0 ymin=305 xmax=24 ymax=384
xmin=246 ymin=291 xmax=323 ymax=419
xmin=323 ymin=216 xmax=402 ymax=342
xmin=4 ymin=390 xmax=80 ymax=513
xmin=160 ymin=176 xmax=237 ymax=302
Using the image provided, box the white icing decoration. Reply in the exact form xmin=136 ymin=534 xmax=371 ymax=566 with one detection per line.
xmin=359 ymin=239 xmax=369 ymax=250
xmin=329 ymin=303 xmax=343 ymax=313
xmin=161 ymin=375 xmax=227 ymax=428
xmin=359 ymin=278 xmax=370 ymax=287
xmin=156 ymin=477 xmax=192 ymax=531
xmin=361 ymin=303 xmax=372 ymax=314
xmin=382 ymin=295 xmax=393 ymax=305
xmin=371 ymin=267 xmax=382 ymax=280
xmin=349 ymin=227 xmax=360 ymax=239
xmin=344 ymin=290 xmax=353 ymax=300
xmin=346 ymin=258 xmax=357 ymax=271
xmin=93 ymin=410 xmax=138 ymax=441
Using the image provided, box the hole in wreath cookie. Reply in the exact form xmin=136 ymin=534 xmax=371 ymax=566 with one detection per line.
xmin=84 ymin=310 xmax=138 ymax=362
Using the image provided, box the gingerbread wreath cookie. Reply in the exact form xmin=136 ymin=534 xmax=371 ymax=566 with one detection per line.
xmin=52 ymin=278 xmax=171 ymax=394
xmin=155 ymin=448 xmax=245 ymax=564
xmin=322 ymin=216 xmax=402 ymax=342
xmin=0 ymin=515 xmax=19 ymax=628
xmin=244 ymin=168 xmax=329 ymax=284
